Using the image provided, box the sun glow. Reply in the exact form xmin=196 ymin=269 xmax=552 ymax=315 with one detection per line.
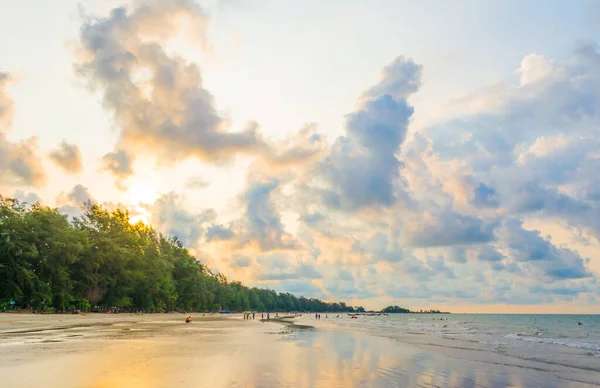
xmin=127 ymin=182 xmax=160 ymax=205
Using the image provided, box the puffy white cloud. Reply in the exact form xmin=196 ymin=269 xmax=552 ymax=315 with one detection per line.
xmin=76 ymin=1 xmax=327 ymax=190
xmin=75 ymin=1 xmax=265 ymax=167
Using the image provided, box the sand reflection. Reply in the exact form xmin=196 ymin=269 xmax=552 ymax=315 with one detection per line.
xmin=1 ymin=315 xmax=594 ymax=388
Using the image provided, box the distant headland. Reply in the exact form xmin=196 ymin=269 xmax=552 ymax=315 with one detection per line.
xmin=379 ymin=305 xmax=451 ymax=314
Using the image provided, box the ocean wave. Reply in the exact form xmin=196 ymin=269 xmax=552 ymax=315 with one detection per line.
xmin=504 ymin=333 xmax=600 ymax=351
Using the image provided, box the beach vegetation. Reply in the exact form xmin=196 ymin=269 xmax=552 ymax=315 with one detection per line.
xmin=0 ymin=197 xmax=363 ymax=313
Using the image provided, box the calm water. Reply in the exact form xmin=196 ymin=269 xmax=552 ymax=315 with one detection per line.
xmin=278 ymin=326 xmax=598 ymax=388
xmin=302 ymin=314 xmax=600 ymax=372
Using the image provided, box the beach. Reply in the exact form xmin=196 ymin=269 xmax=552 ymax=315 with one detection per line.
xmin=1 ymin=313 xmax=599 ymax=388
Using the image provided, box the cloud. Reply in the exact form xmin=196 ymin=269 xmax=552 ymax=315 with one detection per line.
xmin=402 ymin=212 xmax=496 ymax=248
xmin=470 ymin=182 xmax=500 ymax=208
xmin=0 ymin=135 xmax=46 ymax=187
xmin=263 ymin=123 xmax=327 ymax=168
xmin=477 ymin=245 xmax=505 ymax=263
xmin=143 ymin=192 xmax=217 ymax=248
xmin=56 ymin=184 xmax=96 ymax=219
xmin=268 ymin=279 xmax=323 ymax=298
xmin=0 ymin=72 xmax=13 ymax=130
xmin=101 ymin=149 xmax=134 ymax=189
xmin=49 ymin=141 xmax=83 ymax=174
xmin=67 ymin=29 xmax=600 ymax=308
xmin=67 ymin=184 xmax=96 ymax=206
xmin=13 ymin=189 xmax=42 ymax=204
xmin=500 ymin=220 xmax=591 ymax=280
xmin=235 ymin=177 xmax=301 ymax=251
xmin=185 ymin=175 xmax=210 ymax=189
xmin=205 ymin=224 xmax=234 ymax=241
xmin=232 ymin=256 xmax=251 ymax=267
xmin=75 ymin=1 xmax=270 ymax=167
xmin=313 ymin=56 xmax=421 ymax=211
xmin=0 ymin=72 xmax=45 ymax=187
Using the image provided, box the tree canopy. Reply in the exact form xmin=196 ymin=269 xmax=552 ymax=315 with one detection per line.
xmin=0 ymin=197 xmax=364 ymax=313
xmin=381 ymin=305 xmax=411 ymax=313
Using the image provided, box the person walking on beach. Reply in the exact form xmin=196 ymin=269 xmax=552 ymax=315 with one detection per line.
xmin=252 ymin=313 xmax=255 ymax=320
xmin=315 ymin=313 xmax=318 ymax=319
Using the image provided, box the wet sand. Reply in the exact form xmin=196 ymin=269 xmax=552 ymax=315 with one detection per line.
xmin=0 ymin=313 xmax=598 ymax=387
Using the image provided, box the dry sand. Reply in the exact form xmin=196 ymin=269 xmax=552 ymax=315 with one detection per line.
xmin=1 ymin=313 xmax=597 ymax=387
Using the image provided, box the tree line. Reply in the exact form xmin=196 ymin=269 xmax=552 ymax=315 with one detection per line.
xmin=0 ymin=197 xmax=364 ymax=313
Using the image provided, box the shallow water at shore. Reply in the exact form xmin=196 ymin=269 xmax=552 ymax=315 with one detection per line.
xmin=0 ymin=313 xmax=598 ymax=387
xmin=297 ymin=313 xmax=600 ymax=374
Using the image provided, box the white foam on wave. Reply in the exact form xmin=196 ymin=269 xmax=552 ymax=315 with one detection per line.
xmin=504 ymin=333 xmax=600 ymax=351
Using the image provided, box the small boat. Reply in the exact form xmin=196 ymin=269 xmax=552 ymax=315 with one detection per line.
xmin=350 ymin=315 xmax=358 ymax=319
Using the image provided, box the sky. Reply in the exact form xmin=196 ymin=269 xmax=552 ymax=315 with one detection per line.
xmin=2 ymin=0 xmax=600 ymax=313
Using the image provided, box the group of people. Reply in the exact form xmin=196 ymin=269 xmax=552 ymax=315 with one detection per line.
xmin=243 ymin=312 xmax=255 ymax=320
xmin=315 ymin=313 xmax=341 ymax=319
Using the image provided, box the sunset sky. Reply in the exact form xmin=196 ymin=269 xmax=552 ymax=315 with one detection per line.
xmin=2 ymin=0 xmax=600 ymax=313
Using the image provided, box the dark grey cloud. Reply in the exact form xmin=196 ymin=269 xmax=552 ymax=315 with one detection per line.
xmin=49 ymin=141 xmax=83 ymax=174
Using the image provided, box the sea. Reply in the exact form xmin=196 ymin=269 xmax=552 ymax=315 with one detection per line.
xmin=300 ymin=313 xmax=600 ymax=372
